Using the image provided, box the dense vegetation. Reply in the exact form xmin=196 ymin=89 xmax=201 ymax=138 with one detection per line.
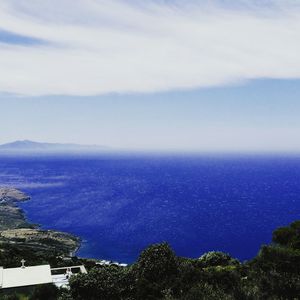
xmin=1 ymin=221 xmax=300 ymax=300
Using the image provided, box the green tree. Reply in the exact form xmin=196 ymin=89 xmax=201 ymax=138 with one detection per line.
xmin=134 ymin=243 xmax=178 ymax=299
xmin=70 ymin=266 xmax=134 ymax=300
xmin=247 ymin=245 xmax=300 ymax=298
xmin=272 ymin=220 xmax=300 ymax=250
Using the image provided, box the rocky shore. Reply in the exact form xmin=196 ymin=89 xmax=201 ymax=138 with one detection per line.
xmin=0 ymin=187 xmax=80 ymax=256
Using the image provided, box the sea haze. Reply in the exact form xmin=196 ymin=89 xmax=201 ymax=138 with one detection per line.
xmin=0 ymin=154 xmax=300 ymax=263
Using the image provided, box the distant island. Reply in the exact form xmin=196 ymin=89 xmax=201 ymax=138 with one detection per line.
xmin=0 ymin=140 xmax=110 ymax=154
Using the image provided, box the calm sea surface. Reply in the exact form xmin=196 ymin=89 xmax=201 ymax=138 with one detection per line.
xmin=1 ymin=154 xmax=300 ymax=263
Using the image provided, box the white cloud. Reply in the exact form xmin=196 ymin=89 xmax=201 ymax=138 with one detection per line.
xmin=0 ymin=0 xmax=300 ymax=96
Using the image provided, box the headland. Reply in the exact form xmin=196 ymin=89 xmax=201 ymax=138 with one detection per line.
xmin=0 ymin=187 xmax=80 ymax=256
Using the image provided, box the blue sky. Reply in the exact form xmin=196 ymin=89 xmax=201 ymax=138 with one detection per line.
xmin=0 ymin=1 xmax=300 ymax=152
xmin=1 ymin=79 xmax=300 ymax=152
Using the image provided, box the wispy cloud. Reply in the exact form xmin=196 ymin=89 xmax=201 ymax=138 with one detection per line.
xmin=0 ymin=0 xmax=300 ymax=96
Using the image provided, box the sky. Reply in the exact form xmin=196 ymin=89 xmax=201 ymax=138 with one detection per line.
xmin=0 ymin=0 xmax=300 ymax=152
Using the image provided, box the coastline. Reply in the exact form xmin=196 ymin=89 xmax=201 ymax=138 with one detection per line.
xmin=0 ymin=187 xmax=81 ymax=257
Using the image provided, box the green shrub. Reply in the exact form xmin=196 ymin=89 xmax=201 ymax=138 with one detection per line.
xmin=199 ymin=251 xmax=240 ymax=267
xmin=70 ymin=266 xmax=134 ymax=300
xmin=30 ymin=284 xmax=59 ymax=300
xmin=181 ymin=283 xmax=234 ymax=300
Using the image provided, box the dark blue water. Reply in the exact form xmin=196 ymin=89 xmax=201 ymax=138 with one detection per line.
xmin=1 ymin=154 xmax=300 ymax=263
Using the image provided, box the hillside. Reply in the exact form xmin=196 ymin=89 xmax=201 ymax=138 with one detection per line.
xmin=0 ymin=187 xmax=80 ymax=256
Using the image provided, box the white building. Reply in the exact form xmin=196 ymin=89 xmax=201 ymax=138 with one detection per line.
xmin=0 ymin=262 xmax=87 ymax=290
xmin=0 ymin=265 xmax=52 ymax=289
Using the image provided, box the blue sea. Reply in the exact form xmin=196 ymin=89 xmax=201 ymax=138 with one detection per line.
xmin=1 ymin=154 xmax=300 ymax=263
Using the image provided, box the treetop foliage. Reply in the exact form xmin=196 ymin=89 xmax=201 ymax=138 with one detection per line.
xmin=2 ymin=221 xmax=300 ymax=299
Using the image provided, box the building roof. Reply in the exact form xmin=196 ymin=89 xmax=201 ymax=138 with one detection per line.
xmin=0 ymin=265 xmax=52 ymax=289
xmin=0 ymin=267 xmax=3 ymax=288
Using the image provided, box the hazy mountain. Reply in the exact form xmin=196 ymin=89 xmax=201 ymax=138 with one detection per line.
xmin=0 ymin=140 xmax=110 ymax=153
